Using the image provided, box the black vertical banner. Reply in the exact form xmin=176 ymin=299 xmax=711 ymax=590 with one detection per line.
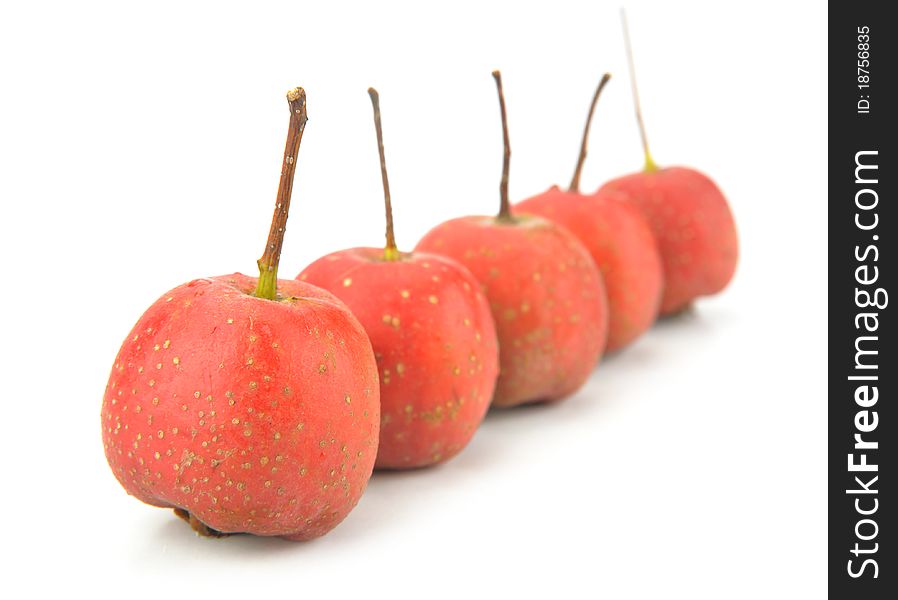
xmin=829 ymin=2 xmax=896 ymax=597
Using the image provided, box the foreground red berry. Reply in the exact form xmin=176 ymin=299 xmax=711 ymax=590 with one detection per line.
xmin=101 ymin=89 xmax=380 ymax=541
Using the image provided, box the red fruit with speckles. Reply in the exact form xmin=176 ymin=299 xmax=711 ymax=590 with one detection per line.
xmin=416 ymin=72 xmax=608 ymax=408
xmin=300 ymin=250 xmax=497 ymax=468
xmin=101 ymin=89 xmax=380 ymax=541
xmin=518 ymin=187 xmax=661 ymax=351
xmin=299 ymin=89 xmax=498 ymax=469
xmin=416 ymin=217 xmax=606 ymax=407
xmin=599 ymin=168 xmax=737 ymax=315
xmin=606 ymin=14 xmax=738 ymax=314
xmin=516 ymin=74 xmax=663 ymax=350
xmin=102 ymin=274 xmax=379 ymax=540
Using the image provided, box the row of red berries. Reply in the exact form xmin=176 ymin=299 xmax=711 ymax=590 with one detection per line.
xmin=102 ymin=61 xmax=737 ymax=541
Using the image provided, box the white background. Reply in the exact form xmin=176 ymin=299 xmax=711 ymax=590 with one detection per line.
xmin=0 ymin=1 xmax=827 ymax=597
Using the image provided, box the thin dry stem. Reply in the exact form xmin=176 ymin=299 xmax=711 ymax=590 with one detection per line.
xmin=368 ymin=88 xmax=399 ymax=260
xmin=492 ymin=70 xmax=512 ymax=220
xmin=569 ymin=73 xmax=612 ymax=192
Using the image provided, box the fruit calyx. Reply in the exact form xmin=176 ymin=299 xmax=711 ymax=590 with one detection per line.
xmin=173 ymin=508 xmax=229 ymax=538
xmin=255 ymin=87 xmax=309 ymax=300
xmin=492 ymin=70 xmax=514 ymax=223
xmin=568 ymin=73 xmax=611 ymax=193
xmin=621 ymin=10 xmax=659 ymax=173
xmin=368 ymin=87 xmax=401 ymax=261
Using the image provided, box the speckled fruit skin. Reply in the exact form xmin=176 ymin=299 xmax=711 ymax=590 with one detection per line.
xmin=599 ymin=167 xmax=738 ymax=315
xmin=416 ymin=215 xmax=608 ymax=407
xmin=516 ymin=186 xmax=663 ymax=351
xmin=298 ymin=249 xmax=498 ymax=469
xmin=101 ymin=273 xmax=380 ymax=541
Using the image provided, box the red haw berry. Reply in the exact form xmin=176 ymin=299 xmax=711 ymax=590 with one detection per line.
xmin=416 ymin=71 xmax=609 ymax=407
xmin=300 ymin=88 xmax=499 ymax=469
xmin=101 ymin=88 xmax=380 ymax=541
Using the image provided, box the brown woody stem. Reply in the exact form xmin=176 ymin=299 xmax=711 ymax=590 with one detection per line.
xmin=255 ymin=87 xmax=309 ymax=300
xmin=569 ymin=73 xmax=612 ymax=193
xmin=368 ymin=88 xmax=400 ymax=261
xmin=492 ymin=70 xmax=512 ymax=221
xmin=621 ymin=10 xmax=658 ymax=172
